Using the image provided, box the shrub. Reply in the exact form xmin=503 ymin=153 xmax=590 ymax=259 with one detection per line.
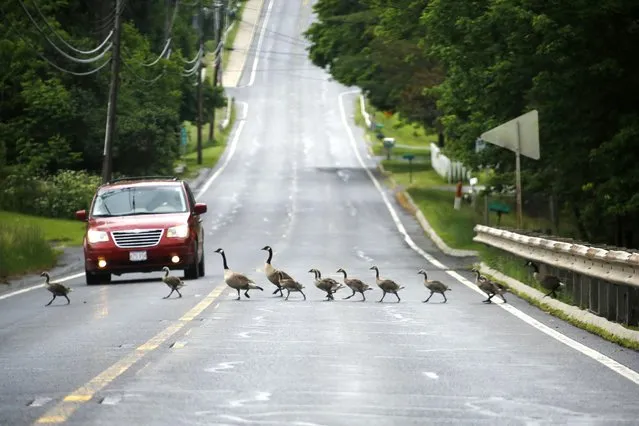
xmin=0 ymin=168 xmax=100 ymax=219
xmin=36 ymin=170 xmax=101 ymax=219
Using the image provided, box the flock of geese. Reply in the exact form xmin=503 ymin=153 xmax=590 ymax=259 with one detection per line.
xmin=39 ymin=245 xmax=564 ymax=306
xmin=190 ymin=245 xmax=507 ymax=303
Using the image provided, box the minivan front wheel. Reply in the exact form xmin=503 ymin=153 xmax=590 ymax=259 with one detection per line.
xmin=183 ymin=242 xmax=200 ymax=280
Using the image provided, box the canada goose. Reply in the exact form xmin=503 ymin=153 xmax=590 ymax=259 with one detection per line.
xmin=214 ymin=248 xmax=263 ymax=300
xmin=261 ymin=245 xmax=293 ymax=296
xmin=369 ymin=266 xmax=404 ymax=303
xmin=41 ymin=272 xmax=72 ymax=306
xmin=471 ymin=268 xmax=507 ymax=303
xmin=417 ymin=269 xmax=451 ymax=303
xmin=308 ymin=268 xmax=343 ymax=301
xmin=278 ymin=271 xmax=306 ymax=301
xmin=161 ymin=266 xmax=185 ymax=298
xmin=336 ymin=268 xmax=372 ymax=301
xmin=525 ymin=260 xmax=564 ymax=298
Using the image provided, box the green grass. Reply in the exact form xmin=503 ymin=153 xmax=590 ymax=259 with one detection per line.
xmin=366 ymin=101 xmax=437 ymax=148
xmin=176 ymin=102 xmax=236 ymax=179
xmin=382 ymin=160 xmax=445 ymax=187
xmin=0 ymin=211 xmax=85 ymax=281
xmin=354 ymin=99 xmax=434 ymax=158
xmin=0 ymin=211 xmax=85 ymax=247
xmin=382 ymin=157 xmax=573 ymax=251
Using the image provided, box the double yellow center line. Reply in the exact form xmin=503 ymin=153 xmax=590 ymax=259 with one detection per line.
xmin=35 ymin=285 xmax=226 ymax=424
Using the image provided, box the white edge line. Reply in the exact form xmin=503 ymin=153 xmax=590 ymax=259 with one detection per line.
xmin=0 ymin=102 xmax=250 ymax=303
xmin=337 ymin=89 xmax=639 ymax=386
xmin=0 ymin=272 xmax=85 ymax=301
xmin=196 ymin=103 xmax=248 ymax=199
xmin=246 ymin=0 xmax=275 ymax=87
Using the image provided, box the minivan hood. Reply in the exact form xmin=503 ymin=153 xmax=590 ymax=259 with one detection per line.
xmin=88 ymin=213 xmax=190 ymax=231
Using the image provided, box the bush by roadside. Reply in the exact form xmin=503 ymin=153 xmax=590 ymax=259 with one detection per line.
xmin=0 ymin=168 xmax=100 ymax=220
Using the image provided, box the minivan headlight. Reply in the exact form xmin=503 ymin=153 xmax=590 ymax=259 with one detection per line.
xmin=167 ymin=224 xmax=189 ymax=238
xmin=87 ymin=229 xmax=109 ymax=243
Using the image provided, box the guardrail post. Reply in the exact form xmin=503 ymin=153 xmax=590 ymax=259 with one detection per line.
xmin=598 ymin=279 xmax=609 ymax=319
xmin=629 ymin=287 xmax=638 ymax=326
xmin=589 ymin=278 xmax=600 ymax=315
xmin=616 ymin=285 xmax=629 ymax=325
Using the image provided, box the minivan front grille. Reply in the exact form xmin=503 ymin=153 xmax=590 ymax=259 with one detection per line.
xmin=111 ymin=229 xmax=163 ymax=248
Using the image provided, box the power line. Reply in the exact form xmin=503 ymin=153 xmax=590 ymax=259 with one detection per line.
xmin=0 ymin=6 xmax=112 ymax=77
xmin=16 ymin=0 xmax=114 ymax=60
xmin=29 ymin=0 xmax=115 ymax=55
xmin=124 ymin=0 xmax=180 ymax=67
xmin=16 ymin=0 xmax=113 ymax=64
xmin=121 ymin=59 xmax=166 ymax=84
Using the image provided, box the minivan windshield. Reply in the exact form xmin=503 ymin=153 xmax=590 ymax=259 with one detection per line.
xmin=91 ymin=185 xmax=188 ymax=217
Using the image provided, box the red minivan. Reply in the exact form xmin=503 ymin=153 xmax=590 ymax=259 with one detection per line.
xmin=75 ymin=177 xmax=207 ymax=285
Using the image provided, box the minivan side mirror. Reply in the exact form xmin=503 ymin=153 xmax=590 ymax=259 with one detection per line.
xmin=194 ymin=203 xmax=207 ymax=215
xmin=75 ymin=210 xmax=87 ymax=221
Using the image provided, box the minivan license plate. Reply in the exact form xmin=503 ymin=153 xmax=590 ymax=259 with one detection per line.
xmin=129 ymin=251 xmax=147 ymax=262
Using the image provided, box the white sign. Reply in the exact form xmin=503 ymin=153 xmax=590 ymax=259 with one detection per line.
xmin=481 ymin=110 xmax=540 ymax=160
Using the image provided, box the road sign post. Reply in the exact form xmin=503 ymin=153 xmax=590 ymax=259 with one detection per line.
xmin=480 ymin=110 xmax=540 ymax=228
xmin=383 ymin=137 xmax=395 ymax=160
xmin=403 ymin=153 xmax=415 ymax=183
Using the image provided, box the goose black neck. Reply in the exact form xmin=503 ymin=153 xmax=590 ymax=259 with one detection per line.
xmin=220 ymin=251 xmax=229 ymax=270
xmin=315 ymin=270 xmax=321 ymax=279
xmin=164 ymin=269 xmax=169 ymax=277
xmin=373 ymin=268 xmax=380 ymax=279
xmin=43 ymin=274 xmax=49 ymax=284
xmin=266 ymin=248 xmax=273 ymax=264
xmin=339 ymin=270 xmax=347 ymax=278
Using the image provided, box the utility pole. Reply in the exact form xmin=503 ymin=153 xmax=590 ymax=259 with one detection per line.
xmin=101 ymin=0 xmax=123 ymax=183
xmin=208 ymin=1 xmax=223 ymax=144
xmin=196 ymin=0 xmax=204 ymax=165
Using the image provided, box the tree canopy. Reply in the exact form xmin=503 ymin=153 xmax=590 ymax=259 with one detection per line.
xmin=305 ymin=0 xmax=639 ymax=247
xmin=0 ymin=0 xmax=224 ymax=179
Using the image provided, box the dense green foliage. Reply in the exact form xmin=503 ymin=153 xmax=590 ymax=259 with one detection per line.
xmin=305 ymin=0 xmax=639 ymax=247
xmin=0 ymin=0 xmax=226 ymax=218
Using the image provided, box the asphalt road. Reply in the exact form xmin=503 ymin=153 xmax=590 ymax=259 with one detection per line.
xmin=2 ymin=0 xmax=639 ymax=425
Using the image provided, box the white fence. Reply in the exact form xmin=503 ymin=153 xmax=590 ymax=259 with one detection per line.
xmin=430 ymin=143 xmax=471 ymax=183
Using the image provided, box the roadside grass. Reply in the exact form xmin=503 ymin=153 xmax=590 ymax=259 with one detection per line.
xmin=0 ymin=211 xmax=85 ymax=281
xmin=177 ymin=102 xmax=236 ymax=179
xmin=353 ymin=99 xmax=433 ymax=159
xmin=382 ymin=157 xmax=571 ymax=251
xmin=367 ymin=101 xmax=436 ymax=148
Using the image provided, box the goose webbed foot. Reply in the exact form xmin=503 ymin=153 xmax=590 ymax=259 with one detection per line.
xmin=343 ymin=291 xmax=355 ymax=300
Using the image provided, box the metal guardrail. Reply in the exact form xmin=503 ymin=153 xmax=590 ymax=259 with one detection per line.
xmin=474 ymin=225 xmax=639 ymax=326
